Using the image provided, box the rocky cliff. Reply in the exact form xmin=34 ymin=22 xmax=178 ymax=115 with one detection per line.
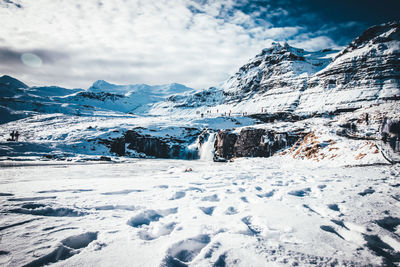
xmin=214 ymin=128 xmax=304 ymax=161
xmin=297 ymin=21 xmax=400 ymax=113
xmin=102 ymin=127 xmax=201 ymax=159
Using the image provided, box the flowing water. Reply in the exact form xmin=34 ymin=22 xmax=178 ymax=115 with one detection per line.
xmin=199 ymin=132 xmax=216 ymax=161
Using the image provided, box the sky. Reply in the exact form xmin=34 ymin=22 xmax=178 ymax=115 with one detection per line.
xmin=0 ymin=0 xmax=399 ymax=90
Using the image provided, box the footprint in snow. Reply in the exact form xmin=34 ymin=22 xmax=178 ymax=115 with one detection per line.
xmin=22 ymin=232 xmax=98 ymax=267
xmin=324 ymin=218 xmax=399 ymax=264
xmin=101 ymin=189 xmax=143 ymax=195
xmin=375 ymin=216 xmax=400 ymax=233
xmin=318 ymin=185 xmax=327 ymax=190
xmin=363 ymin=235 xmax=400 ymax=266
xmin=185 ymin=187 xmax=204 ymax=193
xmin=257 ymin=190 xmax=274 ymax=198
xmin=0 ymin=193 xmax=14 ymax=196
xmin=8 ymin=196 xmax=56 ymax=201
xmin=358 ymin=188 xmax=375 ymax=196
xmin=37 ymin=189 xmax=94 ymax=194
xmin=169 ymin=191 xmax=186 ymax=200
xmin=201 ymin=194 xmax=220 ymax=202
xmin=127 ymin=208 xmax=178 ymax=228
xmin=161 ymin=234 xmax=211 ymax=266
xmin=9 ymin=203 xmax=87 ymax=217
xmin=241 ymin=216 xmax=262 ymax=236
xmin=330 ymin=219 xmax=350 ymax=230
xmin=224 ymin=207 xmax=238 ymax=215
xmin=327 ymin=204 xmax=340 ymax=212
xmin=199 ymin=206 xmax=215 ymax=216
xmin=240 ymin=196 xmax=249 ymax=203
xmin=288 ymin=188 xmax=311 ymax=197
xmin=155 ymin=185 xmax=169 ymax=189
xmin=320 ymin=225 xmax=344 ymax=240
xmin=138 ymin=222 xmax=177 ymax=241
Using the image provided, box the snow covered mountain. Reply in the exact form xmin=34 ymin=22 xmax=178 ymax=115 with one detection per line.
xmin=297 ymin=21 xmax=400 ymax=113
xmin=0 ymin=21 xmax=399 ymax=165
xmin=156 ymin=21 xmax=400 ymax=116
xmin=0 ymin=77 xmax=195 ymax=122
xmin=81 ymin=80 xmax=194 ymax=113
xmin=221 ymin=43 xmax=337 ymax=109
xmin=151 ymin=43 xmax=338 ymax=115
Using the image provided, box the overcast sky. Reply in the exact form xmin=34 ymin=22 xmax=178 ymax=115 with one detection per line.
xmin=0 ymin=0 xmax=399 ymax=89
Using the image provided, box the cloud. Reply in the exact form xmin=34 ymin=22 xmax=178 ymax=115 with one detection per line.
xmin=0 ymin=0 xmax=376 ymax=89
xmin=289 ymin=35 xmax=340 ymax=52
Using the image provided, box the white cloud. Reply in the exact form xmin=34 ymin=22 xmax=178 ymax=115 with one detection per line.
xmin=289 ymin=35 xmax=341 ymax=51
xmin=0 ymin=0 xmax=340 ymax=89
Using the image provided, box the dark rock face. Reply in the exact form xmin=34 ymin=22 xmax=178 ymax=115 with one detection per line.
xmin=214 ymin=128 xmax=303 ymax=160
xmin=109 ymin=137 xmax=125 ymax=156
xmin=381 ymin=118 xmax=400 ymax=152
xmin=214 ymin=131 xmax=238 ymax=159
xmin=234 ymin=129 xmax=269 ymax=157
xmin=74 ymin=91 xmax=124 ymax=102
xmin=102 ymin=128 xmax=200 ymax=159
xmin=125 ymin=130 xmax=175 ymax=158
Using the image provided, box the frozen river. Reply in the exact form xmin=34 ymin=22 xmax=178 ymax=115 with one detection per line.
xmin=0 ymin=158 xmax=399 ymax=266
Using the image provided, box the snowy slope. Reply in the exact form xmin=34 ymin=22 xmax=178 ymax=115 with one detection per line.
xmin=149 ymin=43 xmax=338 ymax=116
xmin=78 ymin=80 xmax=195 ymax=113
xmin=0 ymin=76 xmax=195 ymax=120
xmin=152 ymin=22 xmax=399 ymax=116
xmin=0 ymin=75 xmax=28 ymax=97
xmin=297 ymin=21 xmax=400 ymax=113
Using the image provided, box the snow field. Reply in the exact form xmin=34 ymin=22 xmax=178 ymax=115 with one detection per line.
xmin=0 ymin=158 xmax=399 ymax=266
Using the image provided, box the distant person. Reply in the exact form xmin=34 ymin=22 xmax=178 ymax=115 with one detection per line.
xmin=15 ymin=131 xmax=20 ymax=141
xmin=365 ymin=113 xmax=369 ymax=125
xmin=10 ymin=131 xmax=15 ymax=141
xmin=201 ymin=113 xmax=204 ymax=118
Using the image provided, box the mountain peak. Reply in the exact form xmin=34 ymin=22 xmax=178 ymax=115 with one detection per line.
xmin=91 ymin=80 xmax=113 ymax=88
xmin=0 ymin=75 xmax=28 ymax=89
xmin=336 ymin=21 xmax=400 ymax=59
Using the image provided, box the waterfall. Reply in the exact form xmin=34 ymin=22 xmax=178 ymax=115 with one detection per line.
xmin=183 ymin=139 xmax=200 ymax=160
xmin=199 ymin=132 xmax=216 ymax=161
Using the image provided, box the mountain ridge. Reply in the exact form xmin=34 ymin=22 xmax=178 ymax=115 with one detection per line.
xmin=153 ymin=21 xmax=399 ymax=115
xmin=1 ymin=21 xmax=399 ymax=120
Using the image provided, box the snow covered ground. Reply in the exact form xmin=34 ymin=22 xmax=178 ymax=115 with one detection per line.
xmin=1 ymin=158 xmax=399 ymax=266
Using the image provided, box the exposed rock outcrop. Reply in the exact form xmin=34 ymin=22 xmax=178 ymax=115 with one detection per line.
xmin=101 ymin=127 xmax=200 ymax=159
xmin=214 ymin=128 xmax=304 ymax=160
xmin=214 ymin=131 xmax=238 ymax=159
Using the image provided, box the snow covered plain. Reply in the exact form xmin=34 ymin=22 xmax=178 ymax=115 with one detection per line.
xmin=1 ymin=157 xmax=400 ymax=266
